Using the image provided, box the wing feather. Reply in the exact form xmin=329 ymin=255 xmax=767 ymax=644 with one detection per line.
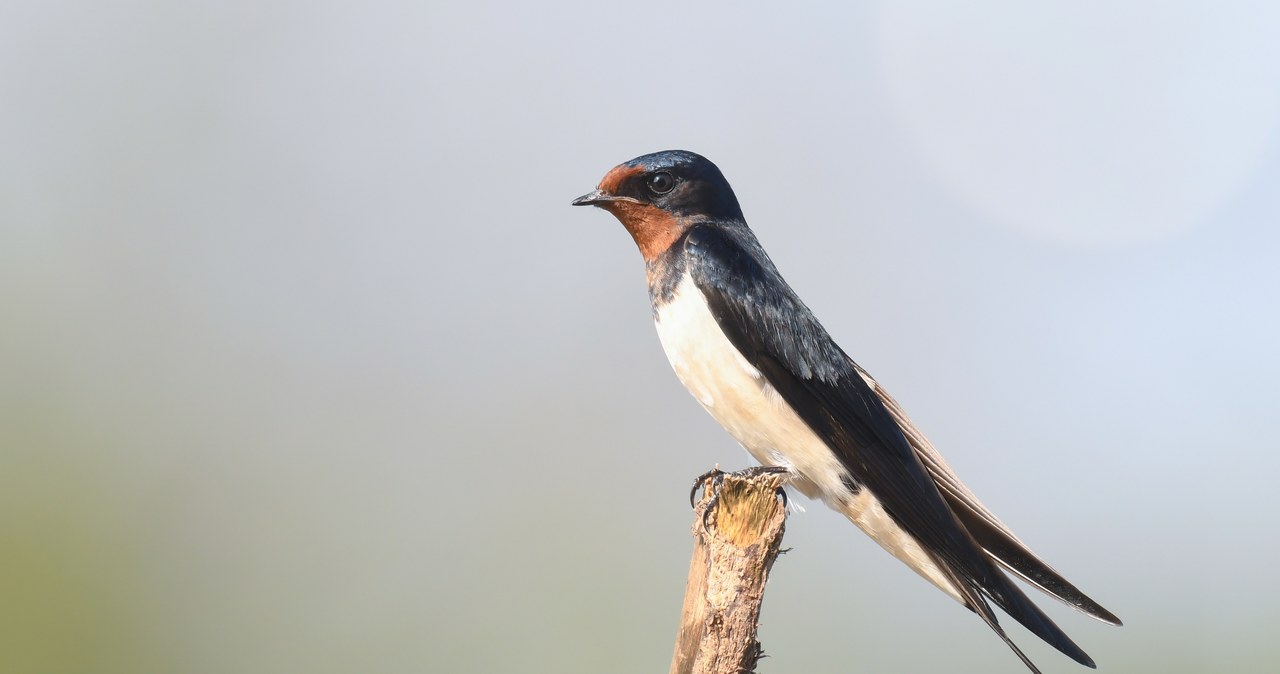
xmin=682 ymin=225 xmax=1101 ymax=669
xmin=858 ymin=365 xmax=1122 ymax=626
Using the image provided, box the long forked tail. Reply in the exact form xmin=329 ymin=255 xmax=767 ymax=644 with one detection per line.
xmin=937 ymin=550 xmax=1098 ymax=673
xmin=864 ymin=368 xmax=1122 ymax=627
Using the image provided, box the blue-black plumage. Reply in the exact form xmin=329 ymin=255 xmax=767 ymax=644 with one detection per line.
xmin=573 ymin=150 xmax=1120 ymax=674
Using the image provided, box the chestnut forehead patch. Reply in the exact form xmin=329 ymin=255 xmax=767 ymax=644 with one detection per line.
xmin=598 ymin=163 xmax=645 ymax=195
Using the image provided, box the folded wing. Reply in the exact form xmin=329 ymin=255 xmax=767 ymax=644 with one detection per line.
xmin=859 ymin=366 xmax=1122 ymax=626
xmin=683 ymin=225 xmax=1100 ymax=671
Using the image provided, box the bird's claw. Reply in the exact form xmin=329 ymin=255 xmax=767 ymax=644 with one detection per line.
xmin=690 ymin=466 xmax=726 ymax=508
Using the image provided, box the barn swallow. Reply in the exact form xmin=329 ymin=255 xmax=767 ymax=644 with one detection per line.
xmin=572 ymin=150 xmax=1121 ymax=673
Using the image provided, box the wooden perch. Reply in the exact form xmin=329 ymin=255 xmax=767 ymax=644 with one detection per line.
xmin=669 ymin=469 xmax=790 ymax=674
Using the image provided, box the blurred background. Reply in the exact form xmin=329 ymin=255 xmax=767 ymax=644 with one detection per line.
xmin=3 ymin=1 xmax=1278 ymax=672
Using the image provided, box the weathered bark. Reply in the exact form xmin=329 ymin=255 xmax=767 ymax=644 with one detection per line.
xmin=669 ymin=470 xmax=789 ymax=674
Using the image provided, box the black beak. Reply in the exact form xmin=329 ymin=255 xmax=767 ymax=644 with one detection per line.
xmin=571 ymin=189 xmax=607 ymax=206
xmin=572 ymin=190 xmax=641 ymax=207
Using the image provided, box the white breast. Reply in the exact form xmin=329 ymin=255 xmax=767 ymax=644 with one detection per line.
xmin=652 ymin=273 xmax=963 ymax=603
xmin=653 ymin=274 xmax=848 ymax=500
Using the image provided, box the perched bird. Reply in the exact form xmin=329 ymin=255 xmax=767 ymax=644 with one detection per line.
xmin=572 ymin=150 xmax=1120 ymax=673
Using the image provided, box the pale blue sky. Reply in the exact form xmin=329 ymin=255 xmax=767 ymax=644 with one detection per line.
xmin=3 ymin=2 xmax=1278 ymax=672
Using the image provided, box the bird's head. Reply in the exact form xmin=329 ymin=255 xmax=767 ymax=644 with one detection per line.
xmin=572 ymin=150 xmax=743 ymax=261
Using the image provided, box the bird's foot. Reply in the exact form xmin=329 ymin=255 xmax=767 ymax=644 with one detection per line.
xmin=689 ymin=466 xmax=726 ymax=507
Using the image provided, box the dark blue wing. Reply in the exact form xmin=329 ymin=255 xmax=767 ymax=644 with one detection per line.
xmin=682 ymin=224 xmax=1096 ymax=671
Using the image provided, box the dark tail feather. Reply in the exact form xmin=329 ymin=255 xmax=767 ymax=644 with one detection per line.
xmin=935 ymin=543 xmax=1098 ymax=671
xmin=938 ymin=561 xmax=1045 ymax=674
xmin=945 ymin=490 xmax=1122 ymax=626
xmin=975 ymin=559 xmax=1098 ymax=668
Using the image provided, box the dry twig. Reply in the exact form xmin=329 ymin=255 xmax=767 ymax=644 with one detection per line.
xmin=669 ymin=469 xmax=789 ymax=674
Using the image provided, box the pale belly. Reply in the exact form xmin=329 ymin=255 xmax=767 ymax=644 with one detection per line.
xmin=653 ymin=277 xmax=848 ymax=502
xmin=652 ymin=274 xmax=963 ymax=602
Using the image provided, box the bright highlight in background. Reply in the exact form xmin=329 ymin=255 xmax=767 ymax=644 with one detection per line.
xmin=2 ymin=2 xmax=1279 ymax=673
xmin=877 ymin=2 xmax=1280 ymax=246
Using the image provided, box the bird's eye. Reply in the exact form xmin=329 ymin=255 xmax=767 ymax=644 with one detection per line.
xmin=646 ymin=172 xmax=675 ymax=195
